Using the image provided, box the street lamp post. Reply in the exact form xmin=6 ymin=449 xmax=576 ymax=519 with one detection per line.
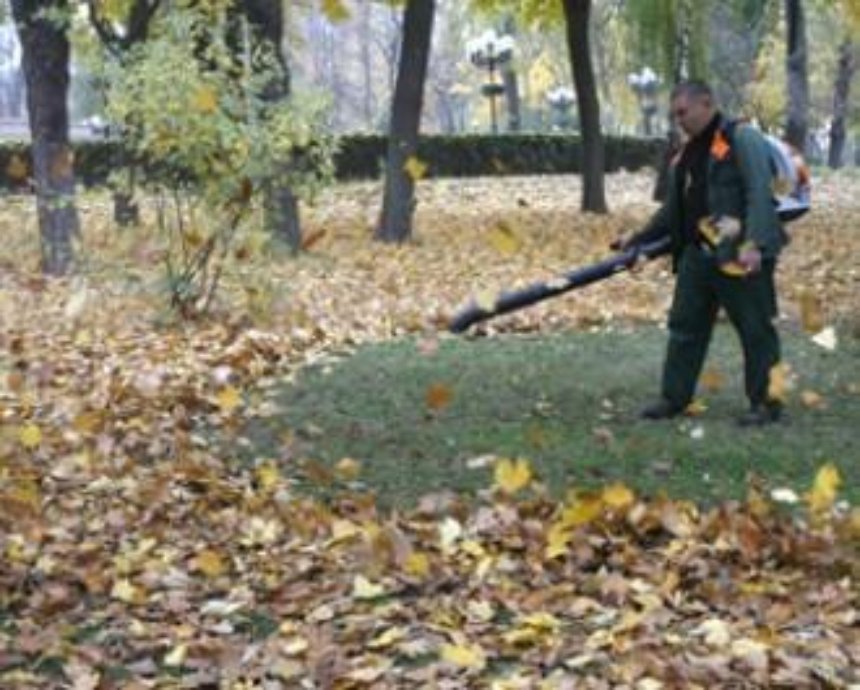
xmin=546 ymin=85 xmax=576 ymax=131
xmin=627 ymin=66 xmax=660 ymax=136
xmin=467 ymin=30 xmax=515 ymax=134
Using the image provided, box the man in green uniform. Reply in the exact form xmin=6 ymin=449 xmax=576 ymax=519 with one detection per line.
xmin=622 ymin=80 xmax=787 ymax=426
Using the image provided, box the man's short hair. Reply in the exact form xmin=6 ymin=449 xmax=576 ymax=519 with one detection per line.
xmin=670 ymin=80 xmax=714 ymax=102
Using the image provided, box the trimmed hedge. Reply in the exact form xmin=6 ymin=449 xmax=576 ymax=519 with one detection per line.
xmin=0 ymin=134 xmax=665 ymax=190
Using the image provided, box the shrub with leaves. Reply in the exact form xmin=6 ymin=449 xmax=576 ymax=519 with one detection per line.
xmin=102 ymin=5 xmax=334 ymax=318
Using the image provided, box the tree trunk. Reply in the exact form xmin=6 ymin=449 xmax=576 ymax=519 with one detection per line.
xmin=561 ymin=0 xmax=608 ymax=214
xmin=784 ymin=0 xmax=809 ymax=152
xmin=827 ymin=38 xmax=855 ymax=169
xmin=376 ymin=0 xmax=435 ymax=243
xmin=501 ymin=15 xmax=521 ymax=132
xmin=12 ymin=0 xmax=79 ymax=275
xmin=240 ymin=0 xmax=302 ymax=251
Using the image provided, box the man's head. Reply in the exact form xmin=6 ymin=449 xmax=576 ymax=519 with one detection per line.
xmin=670 ymin=80 xmax=717 ymax=137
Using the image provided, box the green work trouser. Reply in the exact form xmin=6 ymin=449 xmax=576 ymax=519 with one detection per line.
xmin=661 ymin=243 xmax=781 ymax=409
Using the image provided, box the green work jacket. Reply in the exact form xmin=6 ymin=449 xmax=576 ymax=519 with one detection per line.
xmin=636 ymin=115 xmax=787 ymax=269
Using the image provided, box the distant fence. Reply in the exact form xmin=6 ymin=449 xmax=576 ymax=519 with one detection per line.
xmin=0 ymin=134 xmax=666 ymax=191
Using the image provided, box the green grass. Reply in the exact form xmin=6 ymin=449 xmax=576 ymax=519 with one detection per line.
xmin=245 ymin=325 xmax=859 ymax=508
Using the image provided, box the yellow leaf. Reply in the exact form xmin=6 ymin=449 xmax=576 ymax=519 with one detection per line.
xmin=321 ymin=0 xmax=351 ymax=22
xmin=494 ymin=458 xmax=532 ymax=494
xmin=808 ymin=463 xmax=841 ymax=513
xmin=19 ymin=423 xmax=42 ymax=449
xmin=767 ymin=362 xmax=791 ymax=403
xmin=216 ymin=386 xmax=241 ymax=413
xmin=425 ymin=383 xmax=453 ymax=411
xmin=545 ymin=522 xmax=571 ymax=559
xmin=685 ymin=399 xmax=708 ymax=416
xmin=800 ymin=389 xmax=826 ymax=409
xmin=367 ymin=626 xmax=407 ymax=650
xmin=193 ymin=549 xmax=227 ymax=578
xmin=255 ymin=462 xmax=281 ymax=491
xmin=352 ymin=574 xmax=385 ymax=600
xmin=699 ymin=368 xmax=725 ymax=392
xmin=404 ymin=551 xmax=430 ymax=578
xmin=111 ymin=578 xmax=142 ymax=604
xmin=602 ymin=483 xmax=635 ymax=510
xmin=440 ymin=642 xmax=486 ymax=669
xmin=799 ymin=289 xmax=826 ymax=334
xmin=560 ymin=495 xmax=604 ymax=528
xmin=191 ymin=85 xmax=218 ymax=114
xmin=487 ymin=222 xmax=522 ymax=255
xmin=474 ymin=289 xmax=497 ymax=312
xmin=403 ymin=155 xmax=428 ymax=181
xmin=335 ymin=457 xmax=361 ymax=480
xmin=163 ymin=643 xmax=187 ymax=667
xmin=6 ymin=154 xmax=29 ymax=181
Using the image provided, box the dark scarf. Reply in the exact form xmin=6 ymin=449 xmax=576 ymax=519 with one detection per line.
xmin=677 ymin=113 xmax=721 ymax=244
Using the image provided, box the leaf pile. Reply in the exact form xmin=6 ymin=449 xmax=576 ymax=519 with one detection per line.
xmin=0 ymin=171 xmax=858 ymax=687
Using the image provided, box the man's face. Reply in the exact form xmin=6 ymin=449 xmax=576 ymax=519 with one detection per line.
xmin=671 ymin=92 xmax=715 ymax=137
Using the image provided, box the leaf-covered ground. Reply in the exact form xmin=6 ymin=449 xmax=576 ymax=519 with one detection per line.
xmin=0 ymin=171 xmax=858 ymax=687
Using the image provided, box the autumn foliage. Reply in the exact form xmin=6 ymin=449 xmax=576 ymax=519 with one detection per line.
xmin=0 ymin=172 xmax=858 ymax=687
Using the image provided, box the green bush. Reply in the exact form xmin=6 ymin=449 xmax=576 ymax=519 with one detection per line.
xmin=0 ymin=134 xmax=665 ymax=191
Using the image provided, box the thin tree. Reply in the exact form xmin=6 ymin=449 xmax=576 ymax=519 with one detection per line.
xmin=827 ymin=37 xmax=856 ymax=168
xmin=561 ymin=0 xmax=607 ymax=213
xmin=784 ymin=0 xmax=809 ymax=151
xmin=88 ymin=0 xmax=163 ymax=225
xmin=12 ymin=0 xmax=80 ymax=275
xmin=376 ymin=0 xmax=435 ymax=243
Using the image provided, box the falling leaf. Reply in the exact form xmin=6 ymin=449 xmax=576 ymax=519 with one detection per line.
xmin=768 ymin=363 xmax=791 ymax=403
xmin=494 ymin=458 xmax=532 ymax=494
xmin=770 ymin=488 xmax=799 ymax=504
xmin=799 ymin=289 xmax=826 ymax=333
xmin=19 ymin=423 xmax=42 ymax=449
xmin=6 ymin=154 xmax=29 ymax=181
xmin=487 ymin=222 xmax=522 ymax=255
xmin=474 ymin=289 xmax=497 ymax=312
xmin=699 ymin=368 xmax=725 ymax=392
xmin=403 ymin=155 xmax=428 ymax=181
xmin=440 ymin=642 xmax=486 ymax=670
xmin=216 ymin=385 xmax=241 ymax=413
xmin=811 ymin=326 xmax=837 ymax=351
xmin=321 ymin=0 xmax=351 ymax=22
xmin=808 ymin=463 xmax=841 ymax=513
xmin=425 ymin=383 xmax=453 ymax=411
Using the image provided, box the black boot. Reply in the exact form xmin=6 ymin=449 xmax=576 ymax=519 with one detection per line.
xmin=640 ymin=398 xmax=686 ymax=420
xmin=737 ymin=402 xmax=783 ymax=427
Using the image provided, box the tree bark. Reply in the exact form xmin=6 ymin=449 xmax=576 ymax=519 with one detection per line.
xmin=561 ymin=0 xmax=608 ymax=214
xmin=784 ymin=0 xmax=809 ymax=152
xmin=12 ymin=0 xmax=79 ymax=275
xmin=376 ymin=0 xmax=435 ymax=243
xmin=827 ymin=38 xmax=855 ymax=169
